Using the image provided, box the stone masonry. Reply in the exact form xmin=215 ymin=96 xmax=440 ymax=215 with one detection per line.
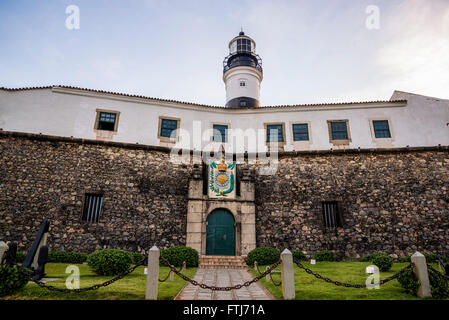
xmin=0 ymin=131 xmax=448 ymax=258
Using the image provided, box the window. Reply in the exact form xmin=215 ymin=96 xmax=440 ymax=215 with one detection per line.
xmin=239 ymin=100 xmax=247 ymax=107
xmin=213 ymin=124 xmax=228 ymax=143
xmin=82 ymin=194 xmax=103 ymax=223
xmin=266 ymin=124 xmax=284 ymax=143
xmin=236 ymin=38 xmax=252 ymax=52
xmin=160 ymin=119 xmax=178 ymax=138
xmin=330 ymin=121 xmax=348 ymax=140
xmin=292 ymin=123 xmax=309 ymax=141
xmin=321 ymin=201 xmax=341 ymax=229
xmin=240 ymin=81 xmax=246 ymax=87
xmin=97 ymin=112 xmax=117 ymax=131
xmin=373 ymin=120 xmax=391 ymax=138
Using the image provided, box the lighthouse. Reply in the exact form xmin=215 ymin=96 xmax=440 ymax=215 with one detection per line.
xmin=223 ymin=31 xmax=263 ymax=108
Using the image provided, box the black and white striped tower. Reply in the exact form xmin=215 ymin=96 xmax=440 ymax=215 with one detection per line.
xmin=223 ymin=31 xmax=263 ymax=108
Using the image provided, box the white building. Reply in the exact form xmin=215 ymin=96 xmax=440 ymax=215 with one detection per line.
xmin=1 ymin=32 xmax=448 ymax=153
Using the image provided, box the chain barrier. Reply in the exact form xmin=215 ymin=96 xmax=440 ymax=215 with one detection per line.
xmin=158 ymin=263 xmax=184 ymax=282
xmin=293 ymin=258 xmax=413 ymax=288
xmin=427 ymin=264 xmax=449 ymax=297
xmin=159 ymin=256 xmax=281 ymax=291
xmin=254 ymin=262 xmax=282 ymax=287
xmin=427 ymin=264 xmax=449 ymax=281
xmin=15 ymin=257 xmax=146 ymax=293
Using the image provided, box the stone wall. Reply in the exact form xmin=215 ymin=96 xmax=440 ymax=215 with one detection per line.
xmin=1 ymin=131 xmax=448 ymax=258
xmin=0 ymin=132 xmax=191 ymax=254
xmin=251 ymin=150 xmax=449 ymax=259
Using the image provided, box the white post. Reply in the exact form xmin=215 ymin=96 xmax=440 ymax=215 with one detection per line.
xmin=181 ymin=261 xmax=186 ymax=273
xmin=169 ymin=270 xmax=174 ymax=282
xmin=281 ymin=249 xmax=295 ymax=300
xmin=411 ymin=252 xmax=432 ymax=298
xmin=145 ymin=246 xmax=160 ymax=300
xmin=0 ymin=241 xmax=8 ymax=266
xmin=265 ymin=266 xmax=271 ymax=282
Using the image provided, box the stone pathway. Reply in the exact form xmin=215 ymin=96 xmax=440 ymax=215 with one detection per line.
xmin=175 ymin=268 xmax=274 ymax=300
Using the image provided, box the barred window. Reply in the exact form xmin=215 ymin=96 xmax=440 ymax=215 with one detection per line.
xmin=292 ymin=123 xmax=309 ymax=141
xmin=213 ymin=124 xmax=228 ymax=143
xmin=330 ymin=121 xmax=348 ymax=140
xmin=82 ymin=194 xmax=103 ymax=223
xmin=160 ymin=119 xmax=178 ymax=138
xmin=97 ymin=112 xmax=117 ymax=131
xmin=373 ymin=120 xmax=391 ymax=138
xmin=321 ymin=201 xmax=342 ymax=229
xmin=266 ymin=124 xmax=284 ymax=142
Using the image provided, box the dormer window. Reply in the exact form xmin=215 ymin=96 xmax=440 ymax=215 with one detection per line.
xmin=240 ymin=81 xmax=246 ymax=87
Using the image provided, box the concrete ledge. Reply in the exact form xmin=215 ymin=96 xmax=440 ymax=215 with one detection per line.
xmin=0 ymin=130 xmax=447 ymax=159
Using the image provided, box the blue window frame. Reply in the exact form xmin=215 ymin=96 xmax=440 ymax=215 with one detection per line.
xmin=330 ymin=121 xmax=348 ymax=140
xmin=292 ymin=123 xmax=309 ymax=141
xmin=160 ymin=119 xmax=178 ymax=138
xmin=97 ymin=112 xmax=116 ymax=131
xmin=213 ymin=124 xmax=228 ymax=143
xmin=373 ymin=120 xmax=391 ymax=138
xmin=266 ymin=124 xmax=284 ymax=142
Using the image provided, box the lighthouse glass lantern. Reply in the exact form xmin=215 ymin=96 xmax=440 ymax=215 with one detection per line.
xmin=223 ymin=31 xmax=263 ymax=108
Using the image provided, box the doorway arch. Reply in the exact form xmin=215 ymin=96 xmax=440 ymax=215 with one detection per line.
xmin=206 ymin=209 xmax=236 ymax=256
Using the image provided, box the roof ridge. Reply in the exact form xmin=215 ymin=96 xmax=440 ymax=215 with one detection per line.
xmin=0 ymin=85 xmax=407 ymax=108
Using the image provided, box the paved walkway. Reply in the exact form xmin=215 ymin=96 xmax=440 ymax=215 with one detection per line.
xmin=175 ymin=268 xmax=275 ymax=300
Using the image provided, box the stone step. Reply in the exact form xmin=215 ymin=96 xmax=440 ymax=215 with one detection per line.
xmin=198 ymin=255 xmax=247 ymax=269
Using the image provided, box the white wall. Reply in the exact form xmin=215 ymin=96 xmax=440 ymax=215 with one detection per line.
xmin=224 ymin=67 xmax=262 ymax=103
xmin=0 ymin=87 xmax=448 ymax=153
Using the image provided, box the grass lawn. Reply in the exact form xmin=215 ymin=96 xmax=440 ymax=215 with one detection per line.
xmin=1 ymin=263 xmax=196 ymax=300
xmin=250 ymin=261 xmax=426 ymax=300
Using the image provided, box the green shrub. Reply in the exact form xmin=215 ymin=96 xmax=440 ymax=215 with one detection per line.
xmin=246 ymin=247 xmax=280 ymax=266
xmin=15 ymin=252 xmax=26 ymax=263
xmin=398 ymin=256 xmax=411 ymax=263
xmin=314 ymin=250 xmax=335 ymax=262
xmin=372 ymin=254 xmax=393 ymax=272
xmin=0 ymin=266 xmax=32 ymax=297
xmin=398 ymin=267 xmax=449 ymax=299
xmin=359 ymin=253 xmax=385 ymax=262
xmin=292 ymin=250 xmax=307 ymax=262
xmin=87 ymin=249 xmax=134 ymax=276
xmin=128 ymin=252 xmax=144 ymax=264
xmin=160 ymin=246 xmax=198 ymax=267
xmin=47 ymin=251 xmax=87 ymax=264
xmin=423 ymin=254 xmax=447 ymax=264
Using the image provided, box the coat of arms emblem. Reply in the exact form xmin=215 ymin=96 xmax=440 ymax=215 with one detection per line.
xmin=208 ymin=156 xmax=236 ymax=198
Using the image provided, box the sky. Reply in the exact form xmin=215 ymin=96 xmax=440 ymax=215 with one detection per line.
xmin=0 ymin=0 xmax=448 ymax=106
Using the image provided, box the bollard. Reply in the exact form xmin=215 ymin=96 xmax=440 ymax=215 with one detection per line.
xmin=181 ymin=261 xmax=186 ymax=273
xmin=265 ymin=266 xmax=271 ymax=282
xmin=411 ymin=252 xmax=432 ymax=298
xmin=145 ymin=246 xmax=160 ymax=300
xmin=281 ymin=249 xmax=295 ymax=300
xmin=254 ymin=261 xmax=258 ymax=272
xmin=169 ymin=270 xmax=174 ymax=282
xmin=0 ymin=241 xmax=8 ymax=266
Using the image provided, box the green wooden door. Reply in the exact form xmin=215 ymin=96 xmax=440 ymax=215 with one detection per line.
xmin=206 ymin=209 xmax=235 ymax=256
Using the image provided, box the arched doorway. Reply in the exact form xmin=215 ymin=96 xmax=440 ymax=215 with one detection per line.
xmin=206 ymin=209 xmax=236 ymax=256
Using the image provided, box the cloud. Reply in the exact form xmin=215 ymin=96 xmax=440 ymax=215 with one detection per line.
xmin=375 ymin=0 xmax=449 ymax=99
